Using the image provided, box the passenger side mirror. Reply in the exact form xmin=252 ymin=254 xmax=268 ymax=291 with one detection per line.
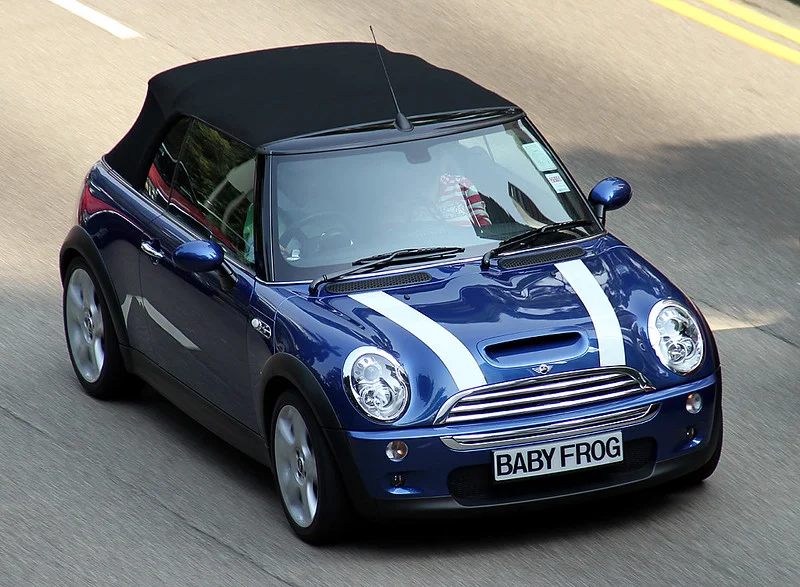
xmin=588 ymin=177 xmax=632 ymax=225
xmin=174 ymin=240 xmax=225 ymax=273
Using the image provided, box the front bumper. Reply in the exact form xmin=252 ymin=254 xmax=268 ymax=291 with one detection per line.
xmin=328 ymin=370 xmax=722 ymax=519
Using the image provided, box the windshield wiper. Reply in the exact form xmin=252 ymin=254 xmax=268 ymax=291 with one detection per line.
xmin=480 ymin=220 xmax=593 ymax=269
xmin=309 ymin=246 xmax=465 ymax=295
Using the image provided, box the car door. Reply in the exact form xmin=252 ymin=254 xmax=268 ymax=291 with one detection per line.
xmin=102 ymin=116 xmax=192 ymax=358
xmin=138 ymin=119 xmax=259 ymax=429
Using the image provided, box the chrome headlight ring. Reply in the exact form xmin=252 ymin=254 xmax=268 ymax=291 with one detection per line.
xmin=343 ymin=346 xmax=410 ymax=422
xmin=647 ymin=300 xmax=705 ymax=375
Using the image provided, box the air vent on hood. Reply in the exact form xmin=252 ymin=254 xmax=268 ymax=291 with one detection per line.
xmin=498 ymin=246 xmax=585 ymax=270
xmin=324 ymin=271 xmax=432 ymax=294
xmin=484 ymin=332 xmax=583 ymax=366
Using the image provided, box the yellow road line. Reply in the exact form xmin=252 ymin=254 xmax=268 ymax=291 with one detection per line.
xmin=698 ymin=0 xmax=800 ymax=45
xmin=650 ymin=0 xmax=800 ymax=65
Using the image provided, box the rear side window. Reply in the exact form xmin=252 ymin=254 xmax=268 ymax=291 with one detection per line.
xmin=144 ymin=117 xmax=191 ymax=209
xmin=170 ymin=120 xmax=257 ymax=266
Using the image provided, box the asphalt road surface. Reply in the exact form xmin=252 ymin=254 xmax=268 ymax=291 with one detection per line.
xmin=1 ymin=0 xmax=798 ymax=585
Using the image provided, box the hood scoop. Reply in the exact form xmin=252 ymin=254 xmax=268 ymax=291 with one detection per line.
xmin=481 ymin=331 xmax=588 ymax=368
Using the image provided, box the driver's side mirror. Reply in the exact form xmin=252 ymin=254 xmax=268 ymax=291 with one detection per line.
xmin=588 ymin=177 xmax=632 ymax=225
xmin=174 ymin=240 xmax=225 ymax=273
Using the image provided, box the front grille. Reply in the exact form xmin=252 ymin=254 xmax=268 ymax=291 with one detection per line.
xmin=447 ymin=438 xmax=656 ymax=506
xmin=438 ymin=368 xmax=652 ymax=425
xmin=441 ymin=404 xmax=659 ymax=451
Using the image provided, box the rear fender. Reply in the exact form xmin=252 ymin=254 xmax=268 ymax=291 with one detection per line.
xmin=59 ymin=225 xmax=131 ymax=354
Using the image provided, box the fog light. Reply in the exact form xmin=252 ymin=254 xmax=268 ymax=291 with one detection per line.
xmin=386 ymin=440 xmax=409 ymax=462
xmin=686 ymin=393 xmax=703 ymax=414
xmin=391 ymin=473 xmax=405 ymax=487
xmin=686 ymin=426 xmax=696 ymax=440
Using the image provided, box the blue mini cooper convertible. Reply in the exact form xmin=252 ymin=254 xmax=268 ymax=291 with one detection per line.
xmin=60 ymin=43 xmax=722 ymax=543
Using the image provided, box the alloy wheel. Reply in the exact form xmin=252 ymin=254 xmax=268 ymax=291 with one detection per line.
xmin=65 ymin=268 xmax=105 ymax=383
xmin=274 ymin=404 xmax=319 ymax=528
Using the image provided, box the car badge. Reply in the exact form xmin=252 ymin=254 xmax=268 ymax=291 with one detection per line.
xmin=534 ymin=364 xmax=552 ymax=375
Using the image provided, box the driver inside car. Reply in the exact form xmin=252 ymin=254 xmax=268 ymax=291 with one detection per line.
xmin=404 ymin=150 xmax=493 ymax=229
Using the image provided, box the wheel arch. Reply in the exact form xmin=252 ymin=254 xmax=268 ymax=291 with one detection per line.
xmin=255 ymin=353 xmax=342 ymax=444
xmin=255 ymin=352 xmax=378 ymax=517
xmin=60 ymin=225 xmax=130 ymax=350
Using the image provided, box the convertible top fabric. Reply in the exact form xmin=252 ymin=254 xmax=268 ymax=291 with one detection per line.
xmin=105 ymin=42 xmax=516 ymax=189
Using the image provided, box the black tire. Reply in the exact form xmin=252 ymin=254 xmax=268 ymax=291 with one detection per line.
xmin=673 ymin=405 xmax=723 ymax=488
xmin=270 ymin=390 xmax=351 ymax=544
xmin=62 ymin=258 xmax=137 ymax=400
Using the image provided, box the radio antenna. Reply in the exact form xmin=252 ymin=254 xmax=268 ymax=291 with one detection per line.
xmin=370 ymin=26 xmax=413 ymax=132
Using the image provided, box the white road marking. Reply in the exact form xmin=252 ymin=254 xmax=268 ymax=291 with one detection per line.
xmin=555 ymin=260 xmax=626 ymax=366
xmin=350 ymin=291 xmax=487 ymax=391
xmin=47 ymin=0 xmax=142 ymax=39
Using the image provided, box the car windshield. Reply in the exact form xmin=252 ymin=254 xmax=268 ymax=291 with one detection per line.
xmin=269 ymin=118 xmax=602 ymax=281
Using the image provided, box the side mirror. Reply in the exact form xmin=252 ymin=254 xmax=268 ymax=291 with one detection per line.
xmin=588 ymin=177 xmax=632 ymax=225
xmin=174 ymin=240 xmax=225 ymax=273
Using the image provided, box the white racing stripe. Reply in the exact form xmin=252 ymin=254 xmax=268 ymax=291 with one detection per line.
xmin=555 ymin=260 xmax=625 ymax=366
xmin=47 ymin=0 xmax=142 ymax=39
xmin=350 ymin=291 xmax=486 ymax=391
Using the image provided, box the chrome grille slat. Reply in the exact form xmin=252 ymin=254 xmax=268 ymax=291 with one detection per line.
xmin=460 ymin=372 xmax=622 ymax=403
xmin=449 ymin=379 xmax=637 ymax=414
xmin=446 ymin=388 xmax=640 ymax=423
xmin=441 ymin=404 xmax=660 ymax=451
xmin=439 ymin=367 xmax=651 ymax=425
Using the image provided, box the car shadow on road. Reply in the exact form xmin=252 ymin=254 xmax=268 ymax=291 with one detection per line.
xmin=117 ymin=384 xmax=276 ymax=490
xmin=346 ymin=485 xmax=708 ymax=551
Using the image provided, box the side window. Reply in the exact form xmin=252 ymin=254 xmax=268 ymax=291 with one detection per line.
xmin=171 ymin=120 xmax=257 ymax=267
xmin=144 ymin=117 xmax=191 ymax=209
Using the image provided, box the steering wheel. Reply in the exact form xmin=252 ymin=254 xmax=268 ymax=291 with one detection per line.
xmin=279 ymin=211 xmax=353 ymax=251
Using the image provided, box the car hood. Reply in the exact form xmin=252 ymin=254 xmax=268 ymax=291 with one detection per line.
xmin=276 ymin=236 xmax=715 ymax=429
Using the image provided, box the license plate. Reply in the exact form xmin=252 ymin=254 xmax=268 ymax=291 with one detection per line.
xmin=493 ymin=431 xmax=624 ymax=482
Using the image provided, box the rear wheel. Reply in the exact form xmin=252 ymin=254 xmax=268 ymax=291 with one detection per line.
xmin=271 ymin=390 xmax=350 ymax=544
xmin=63 ymin=258 xmax=136 ymax=399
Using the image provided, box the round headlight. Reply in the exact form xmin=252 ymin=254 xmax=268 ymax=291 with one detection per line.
xmin=647 ymin=300 xmax=705 ymax=375
xmin=343 ymin=347 xmax=410 ymax=422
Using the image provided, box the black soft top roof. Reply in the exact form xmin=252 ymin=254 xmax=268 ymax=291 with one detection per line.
xmin=105 ymin=42 xmax=517 ymax=188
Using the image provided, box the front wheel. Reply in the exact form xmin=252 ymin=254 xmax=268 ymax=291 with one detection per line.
xmin=271 ymin=391 xmax=351 ymax=544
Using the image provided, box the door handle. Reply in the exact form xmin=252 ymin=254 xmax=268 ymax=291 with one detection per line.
xmin=141 ymin=240 xmax=165 ymax=261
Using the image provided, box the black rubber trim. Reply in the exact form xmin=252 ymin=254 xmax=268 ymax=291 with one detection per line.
xmin=498 ymin=246 xmax=585 ymax=270
xmin=252 ymin=355 xmax=377 ymax=516
xmin=254 ymin=353 xmax=342 ymax=438
xmin=324 ymin=428 xmax=379 ymax=518
xmin=59 ymin=225 xmax=130 ymax=351
xmin=323 ymin=272 xmax=432 ymax=294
